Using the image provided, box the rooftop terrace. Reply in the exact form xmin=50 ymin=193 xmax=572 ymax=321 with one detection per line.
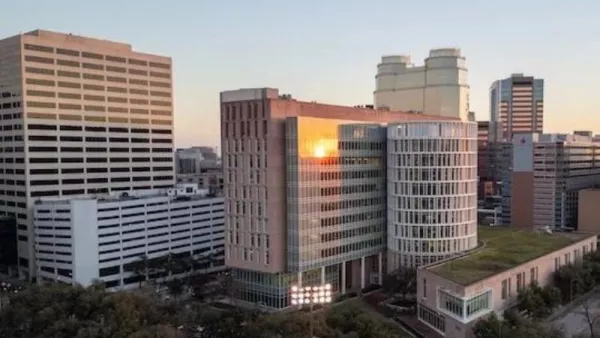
xmin=428 ymin=226 xmax=593 ymax=286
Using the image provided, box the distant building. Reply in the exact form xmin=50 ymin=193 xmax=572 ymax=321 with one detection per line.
xmin=490 ymin=74 xmax=544 ymax=141
xmin=467 ymin=111 xmax=475 ymax=122
xmin=577 ymin=188 xmax=600 ymax=233
xmin=175 ymin=147 xmax=223 ymax=192
xmin=507 ymin=133 xmax=600 ymax=229
xmin=476 ymin=121 xmax=506 ymax=199
xmin=33 ymin=184 xmax=225 ymax=289
xmin=574 ymin=130 xmax=593 ymax=137
xmin=477 ymin=121 xmax=489 ymax=143
xmin=417 ymin=226 xmax=596 ymax=338
xmin=374 ymin=48 xmax=470 ymax=121
xmin=477 ymin=122 xmax=492 ymax=198
xmin=175 ymin=147 xmax=219 ymax=174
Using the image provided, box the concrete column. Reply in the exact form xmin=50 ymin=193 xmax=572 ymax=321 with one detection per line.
xmin=321 ymin=266 xmax=326 ymax=285
xmin=378 ymin=252 xmax=383 ymax=285
xmin=297 ymin=271 xmax=302 ymax=287
xmin=360 ymin=256 xmax=365 ymax=289
xmin=341 ymin=262 xmax=346 ymax=294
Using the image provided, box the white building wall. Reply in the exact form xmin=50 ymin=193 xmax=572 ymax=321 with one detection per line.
xmin=374 ymin=48 xmax=469 ymax=121
xmin=33 ymin=186 xmax=225 ymax=289
xmin=387 ymin=121 xmax=478 ymax=271
xmin=71 ymin=199 xmax=99 ymax=286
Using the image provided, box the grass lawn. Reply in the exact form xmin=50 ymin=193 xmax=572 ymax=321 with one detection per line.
xmin=429 ymin=226 xmax=589 ymax=285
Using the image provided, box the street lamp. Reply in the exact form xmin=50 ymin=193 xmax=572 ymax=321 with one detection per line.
xmin=291 ymin=283 xmax=333 ymax=338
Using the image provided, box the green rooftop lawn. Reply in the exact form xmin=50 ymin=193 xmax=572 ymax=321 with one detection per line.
xmin=429 ymin=226 xmax=586 ymax=285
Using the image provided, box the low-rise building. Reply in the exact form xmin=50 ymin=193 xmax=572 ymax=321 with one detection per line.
xmin=176 ymin=167 xmax=224 ymax=192
xmin=32 ymin=184 xmax=225 ymax=289
xmin=175 ymin=147 xmax=223 ymax=193
xmin=417 ymin=226 xmax=596 ymax=338
xmin=574 ymin=130 xmax=593 ymax=137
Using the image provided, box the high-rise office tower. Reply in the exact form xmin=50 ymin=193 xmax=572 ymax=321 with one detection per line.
xmin=220 ymin=88 xmax=451 ymax=309
xmin=374 ymin=48 xmax=470 ymax=121
xmin=0 ymin=30 xmax=174 ymax=279
xmin=387 ymin=121 xmax=478 ymax=270
xmin=490 ymin=73 xmax=544 ymax=141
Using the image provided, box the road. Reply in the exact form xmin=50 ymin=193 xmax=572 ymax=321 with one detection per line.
xmin=552 ymin=294 xmax=600 ymax=337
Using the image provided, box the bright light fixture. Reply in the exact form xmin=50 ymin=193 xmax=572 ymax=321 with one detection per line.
xmin=290 ymin=284 xmax=334 ymax=306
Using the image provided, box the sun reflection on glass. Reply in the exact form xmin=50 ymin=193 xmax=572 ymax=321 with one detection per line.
xmin=313 ymin=145 xmax=326 ymax=158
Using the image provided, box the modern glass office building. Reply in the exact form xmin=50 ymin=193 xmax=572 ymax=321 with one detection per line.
xmin=220 ymin=88 xmax=451 ymax=310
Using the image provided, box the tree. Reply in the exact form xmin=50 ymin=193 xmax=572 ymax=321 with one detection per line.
xmin=130 ymin=254 xmax=150 ymax=289
xmin=185 ymin=308 xmax=264 ymax=338
xmin=554 ymin=261 xmax=595 ymax=302
xmin=179 ymin=255 xmax=196 ymax=285
xmin=163 ymin=253 xmax=177 ymax=277
xmin=473 ymin=311 xmax=565 ymax=338
xmin=472 ymin=312 xmax=503 ymax=338
xmin=382 ymin=267 xmax=416 ymax=299
xmin=517 ymin=283 xmax=551 ymax=318
xmin=165 ymin=278 xmax=186 ymax=301
xmin=0 ymin=283 xmax=181 ymax=338
xmin=196 ymin=253 xmax=213 ymax=274
xmin=578 ymin=299 xmax=600 ymax=338
xmin=324 ymin=304 xmax=405 ymax=338
xmin=151 ymin=255 xmax=171 ymax=281
xmin=128 ymin=324 xmax=184 ymax=338
xmin=1 ymin=282 xmax=414 ymax=338
xmin=216 ymin=271 xmax=238 ymax=304
xmin=542 ymin=285 xmax=563 ymax=309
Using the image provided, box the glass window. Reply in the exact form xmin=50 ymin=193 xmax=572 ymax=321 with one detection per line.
xmin=516 ymin=272 xmax=523 ymax=291
xmin=418 ymin=304 xmax=445 ymax=333
xmin=466 ymin=290 xmax=491 ymax=318
xmin=439 ymin=290 xmax=463 ymax=318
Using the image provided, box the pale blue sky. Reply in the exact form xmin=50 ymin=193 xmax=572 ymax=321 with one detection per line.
xmin=3 ymin=0 xmax=599 ymax=147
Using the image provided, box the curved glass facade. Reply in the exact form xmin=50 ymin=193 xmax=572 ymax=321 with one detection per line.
xmin=387 ymin=121 xmax=478 ymax=270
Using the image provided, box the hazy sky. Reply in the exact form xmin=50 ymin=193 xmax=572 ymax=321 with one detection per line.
xmin=3 ymin=0 xmax=599 ymax=148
